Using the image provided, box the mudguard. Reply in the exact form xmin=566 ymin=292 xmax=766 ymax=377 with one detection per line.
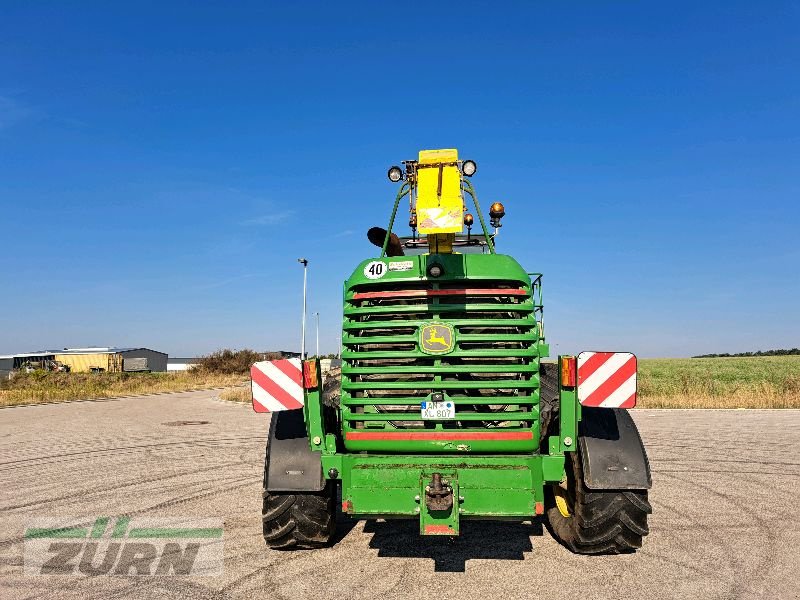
xmin=264 ymin=409 xmax=325 ymax=492
xmin=578 ymin=407 xmax=652 ymax=490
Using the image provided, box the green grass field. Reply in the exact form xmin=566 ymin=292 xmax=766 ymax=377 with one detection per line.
xmin=637 ymin=356 xmax=800 ymax=408
xmin=0 ymin=371 xmax=247 ymax=407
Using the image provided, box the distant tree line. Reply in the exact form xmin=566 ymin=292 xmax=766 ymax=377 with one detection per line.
xmin=195 ymin=349 xmax=340 ymax=374
xmin=693 ymin=348 xmax=800 ymax=358
xmin=196 ymin=349 xmax=288 ymax=374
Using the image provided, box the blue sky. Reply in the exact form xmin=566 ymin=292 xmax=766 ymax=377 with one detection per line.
xmin=1 ymin=1 xmax=798 ymax=357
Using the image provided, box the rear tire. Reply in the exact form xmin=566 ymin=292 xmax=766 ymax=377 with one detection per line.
xmin=546 ymin=446 xmax=651 ymax=554
xmin=539 ymin=362 xmax=559 ymax=446
xmin=262 ymin=483 xmax=336 ymax=549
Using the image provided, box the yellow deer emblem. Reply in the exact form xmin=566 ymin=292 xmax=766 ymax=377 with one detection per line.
xmin=420 ymin=323 xmax=454 ymax=354
xmin=426 ymin=329 xmax=449 ymax=348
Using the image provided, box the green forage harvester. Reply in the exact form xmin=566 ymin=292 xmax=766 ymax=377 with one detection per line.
xmin=251 ymin=149 xmax=652 ymax=554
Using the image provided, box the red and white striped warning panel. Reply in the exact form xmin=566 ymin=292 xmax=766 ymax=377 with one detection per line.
xmin=251 ymin=358 xmax=304 ymax=413
xmin=577 ymin=352 xmax=637 ymax=408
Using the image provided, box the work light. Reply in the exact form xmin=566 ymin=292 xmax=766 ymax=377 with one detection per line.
xmin=489 ymin=202 xmax=505 ymax=219
xmin=387 ymin=166 xmax=403 ymax=183
xmin=461 ymin=160 xmax=477 ymax=177
xmin=489 ymin=202 xmax=505 ymax=228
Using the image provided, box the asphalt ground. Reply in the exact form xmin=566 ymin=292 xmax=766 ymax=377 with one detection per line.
xmin=1 ymin=391 xmax=798 ymax=599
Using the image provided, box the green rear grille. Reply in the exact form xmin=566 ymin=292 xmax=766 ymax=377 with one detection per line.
xmin=341 ymin=278 xmax=543 ymax=452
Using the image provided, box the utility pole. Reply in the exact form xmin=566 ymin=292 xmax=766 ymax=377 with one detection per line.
xmin=315 ymin=312 xmax=320 ymax=358
xmin=297 ymin=258 xmax=308 ymax=359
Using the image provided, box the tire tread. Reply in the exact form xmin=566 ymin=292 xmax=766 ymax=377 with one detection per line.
xmin=547 ymin=447 xmax=651 ymax=554
xmin=261 ymin=484 xmax=335 ymax=549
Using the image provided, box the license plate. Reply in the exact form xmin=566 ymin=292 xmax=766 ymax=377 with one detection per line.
xmin=420 ymin=401 xmax=456 ymax=420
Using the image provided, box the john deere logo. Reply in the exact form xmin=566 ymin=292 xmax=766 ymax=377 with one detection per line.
xmin=420 ymin=322 xmax=455 ymax=354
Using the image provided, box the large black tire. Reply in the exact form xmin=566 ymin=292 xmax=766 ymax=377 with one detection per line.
xmin=262 ymin=483 xmax=336 ymax=549
xmin=321 ymin=366 xmax=341 ymax=408
xmin=546 ymin=446 xmax=651 ymax=554
xmin=539 ymin=362 xmax=559 ymax=446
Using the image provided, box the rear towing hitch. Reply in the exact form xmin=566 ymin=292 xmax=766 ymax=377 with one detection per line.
xmin=419 ymin=472 xmax=460 ymax=535
xmin=425 ymin=473 xmax=454 ymax=512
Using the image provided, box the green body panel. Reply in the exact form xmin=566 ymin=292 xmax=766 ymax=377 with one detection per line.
xmin=341 ymin=253 xmax=545 ymax=454
xmin=345 ymin=253 xmax=529 ymax=288
xmin=557 ymin=374 xmax=580 ymax=453
xmin=301 ymin=248 xmax=579 ymax=528
xmin=322 ymin=453 xmax=565 ymax=519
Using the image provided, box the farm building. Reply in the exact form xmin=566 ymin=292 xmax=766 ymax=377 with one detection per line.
xmin=167 ymin=357 xmax=200 ymax=372
xmin=0 ymin=347 xmax=168 ymax=374
xmin=0 ymin=351 xmax=55 ymax=369
xmin=54 ymin=348 xmax=168 ymax=373
xmin=0 ymin=351 xmax=58 ymax=378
